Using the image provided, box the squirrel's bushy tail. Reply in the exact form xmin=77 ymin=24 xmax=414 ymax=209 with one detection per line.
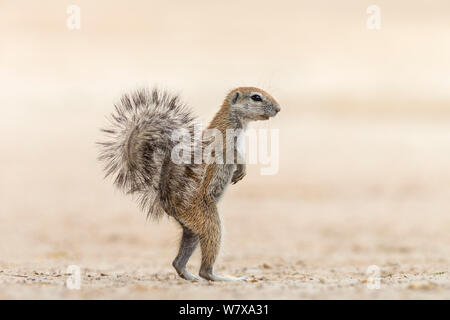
xmin=98 ymin=88 xmax=202 ymax=219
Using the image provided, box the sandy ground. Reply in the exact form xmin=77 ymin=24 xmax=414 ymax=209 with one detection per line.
xmin=1 ymin=112 xmax=449 ymax=299
xmin=1 ymin=0 xmax=450 ymax=299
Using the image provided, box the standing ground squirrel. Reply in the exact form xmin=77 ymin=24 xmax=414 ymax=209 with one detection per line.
xmin=98 ymin=87 xmax=280 ymax=281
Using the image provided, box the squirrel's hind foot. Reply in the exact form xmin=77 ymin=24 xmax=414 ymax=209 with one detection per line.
xmin=199 ymin=269 xmax=249 ymax=282
xmin=176 ymin=268 xmax=202 ymax=281
xmin=173 ymin=261 xmax=201 ymax=281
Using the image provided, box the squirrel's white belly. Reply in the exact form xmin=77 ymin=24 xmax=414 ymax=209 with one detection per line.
xmin=236 ymin=131 xmax=246 ymax=162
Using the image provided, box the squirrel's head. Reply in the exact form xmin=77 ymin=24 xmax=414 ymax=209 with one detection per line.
xmin=227 ymin=87 xmax=280 ymax=122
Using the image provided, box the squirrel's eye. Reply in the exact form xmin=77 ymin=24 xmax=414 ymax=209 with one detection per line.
xmin=251 ymin=94 xmax=262 ymax=102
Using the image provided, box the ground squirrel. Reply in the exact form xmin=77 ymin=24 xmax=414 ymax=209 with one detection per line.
xmin=98 ymin=87 xmax=280 ymax=281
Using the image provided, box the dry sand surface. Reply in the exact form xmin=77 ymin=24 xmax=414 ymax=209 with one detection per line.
xmin=1 ymin=0 xmax=450 ymax=299
xmin=1 ymin=113 xmax=449 ymax=299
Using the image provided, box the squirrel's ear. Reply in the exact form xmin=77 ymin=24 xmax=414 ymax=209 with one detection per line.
xmin=230 ymin=91 xmax=240 ymax=105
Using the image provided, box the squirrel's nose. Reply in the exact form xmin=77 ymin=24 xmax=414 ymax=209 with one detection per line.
xmin=274 ymin=105 xmax=280 ymax=114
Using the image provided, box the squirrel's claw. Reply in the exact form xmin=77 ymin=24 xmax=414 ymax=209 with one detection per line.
xmin=231 ymin=170 xmax=246 ymax=184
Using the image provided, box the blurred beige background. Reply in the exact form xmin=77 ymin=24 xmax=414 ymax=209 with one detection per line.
xmin=0 ymin=0 xmax=449 ymax=299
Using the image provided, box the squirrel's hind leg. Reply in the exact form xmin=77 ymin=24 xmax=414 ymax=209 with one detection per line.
xmin=194 ymin=201 xmax=248 ymax=282
xmin=172 ymin=225 xmax=200 ymax=281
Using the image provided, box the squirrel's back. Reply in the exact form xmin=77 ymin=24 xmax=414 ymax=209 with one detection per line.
xmin=98 ymin=88 xmax=203 ymax=219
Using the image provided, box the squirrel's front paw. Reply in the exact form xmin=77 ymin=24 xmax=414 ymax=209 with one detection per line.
xmin=231 ymin=170 xmax=246 ymax=184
